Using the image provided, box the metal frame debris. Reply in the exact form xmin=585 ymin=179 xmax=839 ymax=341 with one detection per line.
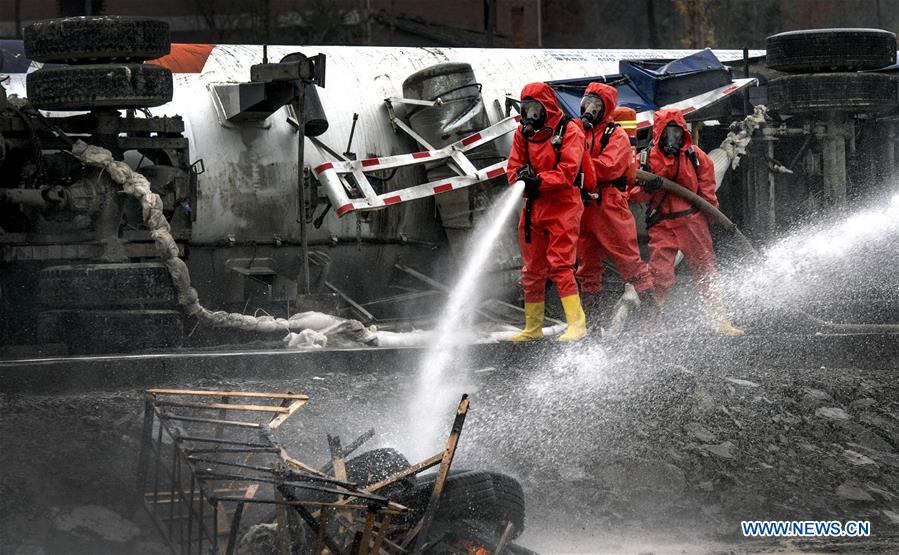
xmin=138 ymin=388 xmax=475 ymax=554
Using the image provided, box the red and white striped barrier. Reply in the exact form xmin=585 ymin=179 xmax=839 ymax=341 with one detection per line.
xmin=635 ymin=77 xmax=757 ymax=130
xmin=315 ymin=115 xmax=520 ymax=217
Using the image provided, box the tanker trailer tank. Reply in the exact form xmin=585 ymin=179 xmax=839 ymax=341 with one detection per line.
xmin=156 ymin=44 xmax=750 ymax=248
xmin=401 ymin=62 xmax=520 ymax=292
xmin=141 ymin=44 xmax=727 ymax=320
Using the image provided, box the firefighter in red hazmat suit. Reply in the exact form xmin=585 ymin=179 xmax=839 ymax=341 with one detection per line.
xmin=575 ymin=83 xmax=655 ymax=319
xmin=629 ymin=109 xmax=745 ymax=336
xmin=504 ymin=82 xmax=587 ymax=342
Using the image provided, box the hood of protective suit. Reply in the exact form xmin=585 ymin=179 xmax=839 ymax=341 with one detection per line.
xmin=520 ymin=82 xmax=563 ymax=132
xmin=584 ymin=82 xmax=618 ymax=126
xmin=652 ymin=108 xmax=693 ymax=152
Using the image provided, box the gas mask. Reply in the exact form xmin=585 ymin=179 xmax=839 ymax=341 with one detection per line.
xmin=660 ymin=123 xmax=685 ymax=157
xmin=520 ymin=98 xmax=547 ymax=138
xmin=579 ymin=93 xmax=605 ymax=129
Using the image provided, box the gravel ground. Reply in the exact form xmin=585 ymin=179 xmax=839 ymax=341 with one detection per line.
xmin=1 ymin=331 xmax=897 ymax=554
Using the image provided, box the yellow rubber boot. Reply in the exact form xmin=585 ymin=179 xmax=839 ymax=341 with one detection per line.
xmin=706 ymin=297 xmax=746 ymax=337
xmin=507 ymin=302 xmax=545 ymax=342
xmin=557 ymin=294 xmax=588 ymax=342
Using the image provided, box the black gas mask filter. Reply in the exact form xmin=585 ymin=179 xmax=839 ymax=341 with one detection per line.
xmin=520 ymin=98 xmax=547 ymax=138
xmin=579 ymin=93 xmax=605 ymax=130
xmin=661 ymin=123 xmax=685 ymax=157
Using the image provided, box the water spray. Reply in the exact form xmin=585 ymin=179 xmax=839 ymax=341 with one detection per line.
xmin=635 ymin=170 xmax=899 ymax=334
xmin=403 ymin=181 xmax=525 ymax=457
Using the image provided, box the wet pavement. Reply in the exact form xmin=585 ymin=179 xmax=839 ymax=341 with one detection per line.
xmin=1 ymin=331 xmax=898 ymax=554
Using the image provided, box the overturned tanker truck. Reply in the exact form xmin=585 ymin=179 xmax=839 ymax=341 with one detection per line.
xmin=0 ymin=18 xmax=897 ymax=355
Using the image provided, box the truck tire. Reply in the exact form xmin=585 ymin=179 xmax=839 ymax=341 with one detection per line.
xmin=766 ymin=28 xmax=897 ymax=73
xmin=397 ymin=470 xmax=525 ymax=537
xmin=24 ymin=16 xmax=170 ymax=64
xmin=767 ymin=73 xmax=898 ymax=114
xmin=26 ymin=64 xmax=173 ymax=111
xmin=279 ymin=448 xmax=413 ymax=508
xmin=38 ymin=263 xmax=176 ymax=309
xmin=345 ymin=448 xmax=415 ymax=493
xmin=60 ymin=309 xmax=183 ymax=355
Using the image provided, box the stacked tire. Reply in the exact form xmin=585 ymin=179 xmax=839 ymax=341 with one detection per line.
xmin=765 ymin=29 xmax=898 ymax=114
xmin=393 ymin=469 xmax=526 ymax=539
xmin=276 ymin=448 xmax=528 ymax=549
xmin=37 ymin=263 xmax=183 ymax=354
xmin=24 ymin=16 xmax=173 ymax=111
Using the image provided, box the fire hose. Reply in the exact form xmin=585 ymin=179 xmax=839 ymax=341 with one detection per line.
xmin=634 ymin=169 xmax=899 ymax=334
xmin=636 ymin=168 xmax=755 ymax=252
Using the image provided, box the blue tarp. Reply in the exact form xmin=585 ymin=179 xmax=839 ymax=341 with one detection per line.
xmin=550 ymin=74 xmax=655 ymax=118
xmin=548 ymin=49 xmax=733 ymax=118
xmin=620 ymin=48 xmax=731 ymax=107
xmin=625 ymin=48 xmax=727 ymax=77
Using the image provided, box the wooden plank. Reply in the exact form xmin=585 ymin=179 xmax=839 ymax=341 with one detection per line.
xmin=328 ymin=435 xmax=348 ymax=483
xmin=212 ymin=498 xmax=405 ymax=513
xmin=176 ymin=436 xmax=272 ymax=448
xmin=268 ymin=398 xmax=308 ymax=428
xmin=357 ymin=511 xmax=376 ymax=555
xmin=216 ymin=457 xmax=259 ymax=554
xmin=370 ymin=514 xmax=392 ymax=555
xmin=404 ymin=395 xmax=469 ymax=551
xmin=185 ymin=447 xmax=280 ymax=455
xmin=194 ymin=485 xmax=251 ymax=548
xmin=494 ymin=521 xmax=515 ymax=555
xmin=313 ymin=507 xmax=329 ymax=555
xmin=328 ymin=434 xmax=351 ymax=544
xmin=147 ymin=388 xmax=308 ymax=400
xmin=158 ymin=413 xmax=261 ymax=429
xmin=362 ymin=453 xmax=442 ymax=494
xmin=216 ymin=501 xmax=230 ymax=541
xmin=223 ymin=502 xmax=245 ymax=555
xmin=155 ymin=400 xmax=290 ymax=413
xmin=145 ymin=486 xmax=248 ymax=498
xmin=321 ymin=428 xmax=375 ymax=474
xmin=281 ymin=449 xmax=330 ymax=478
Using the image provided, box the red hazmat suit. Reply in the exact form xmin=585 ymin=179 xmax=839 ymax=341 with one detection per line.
xmin=506 ymin=82 xmax=585 ymax=303
xmin=575 ymin=83 xmax=653 ymax=295
xmin=629 ymin=109 xmax=720 ymax=303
